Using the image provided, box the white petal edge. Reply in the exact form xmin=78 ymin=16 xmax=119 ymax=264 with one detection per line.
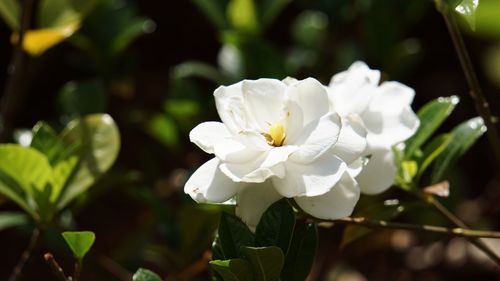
xmin=369 ymin=81 xmax=415 ymax=114
xmin=184 ymin=158 xmax=243 ymax=203
xmin=295 ymin=172 xmax=360 ymax=220
xmin=235 ymin=181 xmax=283 ymax=231
xmin=330 ymin=114 xmax=367 ymax=164
xmin=356 ymin=147 xmax=396 ymax=195
xmin=272 ymin=153 xmax=347 ymax=197
xmin=189 ymin=121 xmax=231 ymax=154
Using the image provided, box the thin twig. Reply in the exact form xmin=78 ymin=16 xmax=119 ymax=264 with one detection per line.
xmin=435 ymin=0 xmax=500 ymax=168
xmin=327 ymin=217 xmax=500 ymax=239
xmin=44 ymin=253 xmax=70 ymax=281
xmin=0 ymin=0 xmax=36 ymax=141
xmin=7 ymin=228 xmax=40 ymax=281
xmin=73 ymin=260 xmax=82 ymax=281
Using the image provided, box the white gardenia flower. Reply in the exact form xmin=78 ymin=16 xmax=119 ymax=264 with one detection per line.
xmin=327 ymin=61 xmax=420 ymax=195
xmin=185 ymin=77 xmax=367 ymax=228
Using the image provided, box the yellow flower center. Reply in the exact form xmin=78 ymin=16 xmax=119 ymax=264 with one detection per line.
xmin=264 ymin=123 xmax=286 ymax=147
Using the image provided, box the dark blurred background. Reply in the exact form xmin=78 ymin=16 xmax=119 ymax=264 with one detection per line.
xmin=0 ymin=0 xmax=499 ymax=280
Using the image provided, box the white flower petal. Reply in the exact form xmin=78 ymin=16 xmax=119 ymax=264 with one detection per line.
xmin=214 ymin=82 xmax=255 ymax=133
xmin=290 ymin=113 xmax=341 ymax=164
xmin=330 ymin=114 xmax=367 ymax=164
xmin=189 ymin=121 xmax=231 ymax=153
xmin=363 ymin=106 xmax=419 ymax=147
xmin=369 ymin=81 xmax=415 ymax=114
xmin=287 ymin=78 xmax=330 ymax=127
xmin=272 ymin=153 xmax=347 ymax=197
xmin=295 ymin=172 xmax=360 ymax=220
xmin=235 ymin=181 xmax=283 ymax=230
xmin=346 ymin=157 xmax=364 ymax=177
xmin=356 ymin=147 xmax=396 ymax=195
xmin=242 ymin=79 xmax=287 ymax=131
xmin=220 ymin=146 xmax=297 ymax=183
xmin=214 ymin=138 xmax=262 ymax=163
xmin=328 ymin=61 xmax=380 ymax=115
xmin=235 ymin=131 xmax=271 ymax=151
xmin=184 ymin=158 xmax=243 ymax=203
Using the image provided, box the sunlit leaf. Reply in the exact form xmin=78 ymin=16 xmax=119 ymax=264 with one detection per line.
xmin=30 ymin=122 xmax=66 ymax=164
xmin=281 ymin=223 xmax=317 ymax=281
xmin=133 ymin=268 xmax=162 ymax=281
xmin=210 ymin=259 xmax=253 ymax=281
xmin=454 ymin=0 xmax=479 ymax=30
xmin=405 ymin=96 xmax=459 ymax=158
xmin=218 ymin=212 xmax=255 ymax=259
xmin=241 ymin=246 xmax=284 ymax=281
xmin=0 ymin=212 xmax=29 ymax=232
xmin=227 ymin=0 xmax=259 ymax=33
xmin=57 ymin=114 xmax=120 ymax=209
xmin=431 ymin=117 xmax=486 ymax=183
xmin=62 ymin=231 xmax=96 ymax=259
xmin=417 ymin=133 xmax=453 ymax=177
xmin=255 ymin=199 xmax=295 ymax=255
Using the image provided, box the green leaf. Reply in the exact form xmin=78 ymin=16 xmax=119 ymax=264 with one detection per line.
xmin=62 ymin=231 xmax=96 ymax=259
xmin=227 ymin=0 xmax=259 ymax=33
xmin=0 ymin=0 xmax=20 ymax=30
xmin=454 ymin=0 xmax=479 ymax=30
xmin=172 ymin=61 xmax=224 ymax=83
xmin=58 ymin=80 xmax=107 ymax=117
xmin=57 ymin=114 xmax=120 ymax=209
xmin=475 ymin=0 xmax=500 ymax=38
xmin=417 ymin=133 xmax=453 ymax=177
xmin=431 ymin=117 xmax=486 ymax=183
xmin=30 ymin=122 xmax=66 ymax=164
xmin=242 ymin=246 xmax=284 ymax=281
xmin=0 ymin=212 xmax=29 ymax=231
xmin=147 ymin=114 xmax=179 ymax=149
xmin=255 ymin=199 xmax=295 ymax=255
xmin=281 ymin=223 xmax=317 ymax=281
xmin=210 ymin=259 xmax=253 ymax=281
xmin=401 ymin=160 xmax=418 ymax=184
xmin=191 ymin=0 xmax=229 ymax=30
xmin=405 ymin=96 xmax=459 ymax=158
xmin=132 ymin=268 xmax=162 ymax=281
xmin=218 ymin=212 xmax=255 ymax=259
xmin=257 ymin=0 xmax=291 ymax=28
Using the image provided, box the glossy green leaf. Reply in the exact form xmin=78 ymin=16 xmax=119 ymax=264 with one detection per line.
xmin=218 ymin=212 xmax=255 ymax=259
xmin=454 ymin=0 xmax=479 ymax=30
xmin=62 ymin=231 xmax=95 ymax=259
xmin=405 ymin=96 xmax=459 ymax=158
xmin=255 ymin=199 xmax=295 ymax=255
xmin=242 ymin=246 xmax=284 ymax=281
xmin=0 ymin=0 xmax=20 ymax=30
xmin=0 ymin=212 xmax=29 ymax=231
xmin=281 ymin=223 xmax=317 ymax=281
xmin=417 ymin=133 xmax=453 ymax=177
xmin=57 ymin=114 xmax=120 ymax=209
xmin=191 ymin=0 xmax=229 ymax=29
xmin=431 ymin=117 xmax=486 ymax=183
xmin=210 ymin=259 xmax=253 ymax=281
xmin=132 ymin=268 xmax=162 ymax=281
xmin=227 ymin=0 xmax=259 ymax=33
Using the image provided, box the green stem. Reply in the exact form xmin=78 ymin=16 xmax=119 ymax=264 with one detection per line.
xmin=329 ymin=217 xmax=500 ymax=239
xmin=435 ymin=0 xmax=500 ymax=169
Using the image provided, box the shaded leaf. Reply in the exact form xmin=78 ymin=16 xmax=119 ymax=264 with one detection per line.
xmin=133 ymin=268 xmax=162 ymax=281
xmin=0 ymin=0 xmax=20 ymax=30
xmin=30 ymin=122 xmax=66 ymax=164
xmin=191 ymin=0 xmax=229 ymax=30
xmin=62 ymin=231 xmax=95 ymax=259
xmin=431 ymin=117 xmax=486 ymax=183
xmin=242 ymin=246 xmax=284 ymax=281
xmin=57 ymin=114 xmax=120 ymax=209
xmin=417 ymin=133 xmax=453 ymax=177
xmin=218 ymin=212 xmax=255 ymax=259
xmin=58 ymin=80 xmax=107 ymax=116
xmin=281 ymin=223 xmax=317 ymax=281
xmin=405 ymin=96 xmax=459 ymax=158
xmin=210 ymin=259 xmax=253 ymax=281
xmin=255 ymin=199 xmax=295 ymax=255
xmin=257 ymin=0 xmax=291 ymax=28
xmin=0 ymin=212 xmax=29 ymax=231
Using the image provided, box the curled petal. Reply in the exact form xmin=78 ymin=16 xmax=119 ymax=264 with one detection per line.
xmin=290 ymin=113 xmax=341 ymax=164
xmin=235 ymin=181 xmax=283 ymax=230
xmin=330 ymin=114 xmax=367 ymax=164
xmin=184 ymin=158 xmax=243 ymax=203
xmin=272 ymin=153 xmax=347 ymax=197
xmin=242 ymin=79 xmax=287 ymax=132
xmin=356 ymin=147 xmax=396 ymax=195
xmin=295 ymin=172 xmax=360 ymax=220
xmin=189 ymin=121 xmax=231 ymax=153
xmin=220 ymin=146 xmax=298 ymax=183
